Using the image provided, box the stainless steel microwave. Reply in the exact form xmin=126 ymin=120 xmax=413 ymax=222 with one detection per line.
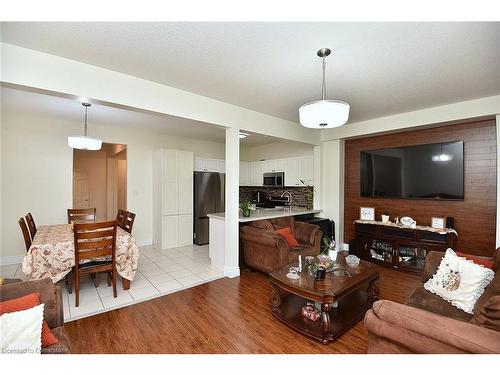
xmin=263 ymin=172 xmax=284 ymax=187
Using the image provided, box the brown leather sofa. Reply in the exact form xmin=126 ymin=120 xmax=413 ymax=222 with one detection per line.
xmin=240 ymin=216 xmax=322 ymax=273
xmin=0 ymin=278 xmax=72 ymax=354
xmin=365 ymin=249 xmax=500 ymax=353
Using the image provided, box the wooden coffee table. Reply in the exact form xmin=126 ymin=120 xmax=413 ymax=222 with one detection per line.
xmin=269 ymin=252 xmax=380 ymax=344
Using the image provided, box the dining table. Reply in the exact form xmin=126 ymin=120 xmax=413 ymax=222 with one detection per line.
xmin=21 ymin=223 xmax=140 ymax=290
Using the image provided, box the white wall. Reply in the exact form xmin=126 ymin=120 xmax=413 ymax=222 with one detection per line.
xmin=242 ymin=140 xmax=314 ymax=162
xmin=1 ymin=111 xmax=227 ymax=259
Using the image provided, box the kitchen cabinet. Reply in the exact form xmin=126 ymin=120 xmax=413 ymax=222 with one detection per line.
xmin=194 ymin=158 xmax=221 ymax=172
xmin=298 ymin=156 xmax=314 ymax=186
xmin=154 ymin=149 xmax=194 ymax=249
xmin=239 ymin=162 xmax=250 ymax=186
xmin=250 ymin=161 xmax=265 ymax=186
xmin=284 ymin=158 xmax=299 ymax=186
xmin=242 ymin=156 xmax=314 ymax=187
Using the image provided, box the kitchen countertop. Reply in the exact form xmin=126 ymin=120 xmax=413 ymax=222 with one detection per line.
xmin=207 ymin=207 xmax=322 ymax=222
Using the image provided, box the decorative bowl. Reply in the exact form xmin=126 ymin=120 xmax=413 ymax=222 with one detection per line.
xmin=346 ymin=255 xmax=360 ymax=268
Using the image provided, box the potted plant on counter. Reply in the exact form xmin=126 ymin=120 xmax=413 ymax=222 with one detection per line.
xmin=240 ymin=201 xmax=252 ymax=217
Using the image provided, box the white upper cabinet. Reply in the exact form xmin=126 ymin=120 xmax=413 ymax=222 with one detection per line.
xmin=284 ymin=158 xmax=299 ymax=186
xmin=250 ymin=161 xmax=264 ymax=186
xmin=297 ymin=156 xmax=314 ymax=186
xmin=194 ymin=157 xmax=225 ymax=172
xmin=241 ymin=156 xmax=314 ymax=187
xmin=239 ymin=162 xmax=250 ymax=186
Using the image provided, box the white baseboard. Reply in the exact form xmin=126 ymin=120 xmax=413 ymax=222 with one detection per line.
xmin=136 ymin=239 xmax=153 ymax=247
xmin=0 ymin=255 xmax=24 ymax=266
xmin=223 ymin=266 xmax=240 ymax=278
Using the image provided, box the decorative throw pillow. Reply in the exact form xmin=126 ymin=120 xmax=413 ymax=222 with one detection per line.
xmin=424 ymin=248 xmax=495 ymax=314
xmin=275 ymin=227 xmax=299 ymax=247
xmin=0 ymin=293 xmax=59 ymax=348
xmin=456 ymin=251 xmax=495 ymax=269
xmin=0 ymin=303 xmax=44 ymax=354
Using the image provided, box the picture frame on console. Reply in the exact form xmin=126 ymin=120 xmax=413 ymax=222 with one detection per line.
xmin=360 ymin=207 xmax=375 ymax=221
xmin=431 ymin=217 xmax=445 ymax=230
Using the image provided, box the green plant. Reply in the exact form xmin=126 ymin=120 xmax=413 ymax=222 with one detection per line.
xmin=321 ymin=235 xmax=336 ymax=255
xmin=239 ymin=201 xmax=251 ymax=211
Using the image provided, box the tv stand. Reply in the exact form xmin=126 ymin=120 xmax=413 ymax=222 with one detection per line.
xmin=353 ymin=221 xmax=457 ymax=274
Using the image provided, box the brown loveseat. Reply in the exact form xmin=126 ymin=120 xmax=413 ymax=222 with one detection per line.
xmin=0 ymin=278 xmax=72 ymax=354
xmin=365 ymin=249 xmax=500 ymax=353
xmin=240 ymin=216 xmax=322 ymax=273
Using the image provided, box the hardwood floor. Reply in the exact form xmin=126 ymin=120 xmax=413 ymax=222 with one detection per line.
xmin=64 ymin=266 xmax=420 ymax=353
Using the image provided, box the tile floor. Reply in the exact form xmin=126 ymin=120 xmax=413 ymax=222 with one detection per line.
xmin=0 ymin=244 xmax=224 ymax=322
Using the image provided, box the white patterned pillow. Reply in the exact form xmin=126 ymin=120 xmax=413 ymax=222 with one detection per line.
xmin=424 ymin=249 xmax=495 ymax=314
xmin=0 ymin=303 xmax=44 ymax=354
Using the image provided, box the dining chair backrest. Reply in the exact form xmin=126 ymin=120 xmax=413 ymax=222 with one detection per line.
xmin=67 ymin=208 xmax=96 ymax=224
xmin=18 ymin=217 xmax=32 ymax=252
xmin=25 ymin=212 xmax=37 ymax=240
xmin=73 ymin=220 xmax=117 ymax=266
xmin=116 ymin=209 xmax=126 ymax=228
xmin=122 ymin=211 xmax=136 ymax=234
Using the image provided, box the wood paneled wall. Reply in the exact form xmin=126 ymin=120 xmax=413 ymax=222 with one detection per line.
xmin=344 ymin=119 xmax=497 ymax=257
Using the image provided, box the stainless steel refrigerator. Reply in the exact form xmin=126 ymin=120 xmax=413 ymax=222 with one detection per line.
xmin=193 ymin=171 xmax=225 ymax=245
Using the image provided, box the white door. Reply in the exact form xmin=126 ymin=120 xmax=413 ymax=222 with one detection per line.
xmin=178 ymin=151 xmax=194 ymax=215
xmin=178 ymin=214 xmax=193 ymax=247
xmin=162 ymin=215 xmax=179 ymax=249
xmin=73 ymin=171 xmax=89 ymax=208
xmin=162 ymin=150 xmax=179 ymax=215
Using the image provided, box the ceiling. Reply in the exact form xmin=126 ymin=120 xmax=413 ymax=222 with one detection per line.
xmin=1 ymin=22 xmax=499 ymax=124
xmin=0 ymin=86 xmax=284 ymax=146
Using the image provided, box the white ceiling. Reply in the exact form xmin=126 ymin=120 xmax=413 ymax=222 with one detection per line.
xmin=0 ymin=86 xmax=283 ymax=146
xmin=1 ymin=22 xmax=499 ymax=124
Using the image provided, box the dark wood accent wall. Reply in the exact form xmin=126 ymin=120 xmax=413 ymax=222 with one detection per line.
xmin=344 ymin=119 xmax=497 ymax=257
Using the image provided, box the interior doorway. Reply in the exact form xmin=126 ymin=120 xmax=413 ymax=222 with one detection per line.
xmin=72 ymin=143 xmax=127 ymax=220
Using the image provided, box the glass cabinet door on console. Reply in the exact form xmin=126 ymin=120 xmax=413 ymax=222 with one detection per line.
xmin=397 ymin=245 xmax=427 ymax=271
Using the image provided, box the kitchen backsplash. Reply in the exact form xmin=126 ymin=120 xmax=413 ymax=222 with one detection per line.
xmin=239 ymin=186 xmax=314 ymax=209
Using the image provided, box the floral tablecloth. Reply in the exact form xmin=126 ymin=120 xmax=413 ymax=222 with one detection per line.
xmin=22 ymin=224 xmax=139 ymax=283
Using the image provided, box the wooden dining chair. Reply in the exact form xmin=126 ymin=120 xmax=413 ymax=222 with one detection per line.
xmin=122 ymin=211 xmax=136 ymax=234
xmin=73 ymin=220 xmax=118 ymax=307
xmin=67 ymin=208 xmax=96 ymax=223
xmin=116 ymin=209 xmax=126 ymax=228
xmin=25 ymin=212 xmax=37 ymax=239
xmin=18 ymin=217 xmax=32 ymax=252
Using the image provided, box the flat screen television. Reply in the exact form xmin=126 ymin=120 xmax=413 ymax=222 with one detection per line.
xmin=360 ymin=141 xmax=464 ymax=200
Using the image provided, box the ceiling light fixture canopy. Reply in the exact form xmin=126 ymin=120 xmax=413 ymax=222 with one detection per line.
xmin=239 ymin=132 xmax=249 ymax=139
xmin=68 ymin=103 xmax=102 ymax=150
xmin=299 ymin=48 xmax=350 ymax=129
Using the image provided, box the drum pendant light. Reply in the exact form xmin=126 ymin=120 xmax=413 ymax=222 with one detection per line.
xmin=68 ymin=103 xmax=102 ymax=150
xmin=299 ymin=48 xmax=350 ymax=129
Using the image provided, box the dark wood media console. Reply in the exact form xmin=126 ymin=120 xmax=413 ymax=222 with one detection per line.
xmin=353 ymin=222 xmax=457 ymax=274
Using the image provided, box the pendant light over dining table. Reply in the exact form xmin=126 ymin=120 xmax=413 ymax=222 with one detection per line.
xmin=299 ymin=48 xmax=350 ymax=129
xmin=68 ymin=102 xmax=102 ymax=150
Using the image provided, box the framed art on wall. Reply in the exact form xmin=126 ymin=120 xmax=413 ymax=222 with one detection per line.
xmin=360 ymin=207 xmax=375 ymax=221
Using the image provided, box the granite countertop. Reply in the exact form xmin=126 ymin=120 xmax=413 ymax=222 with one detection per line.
xmin=208 ymin=207 xmax=322 ymax=222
